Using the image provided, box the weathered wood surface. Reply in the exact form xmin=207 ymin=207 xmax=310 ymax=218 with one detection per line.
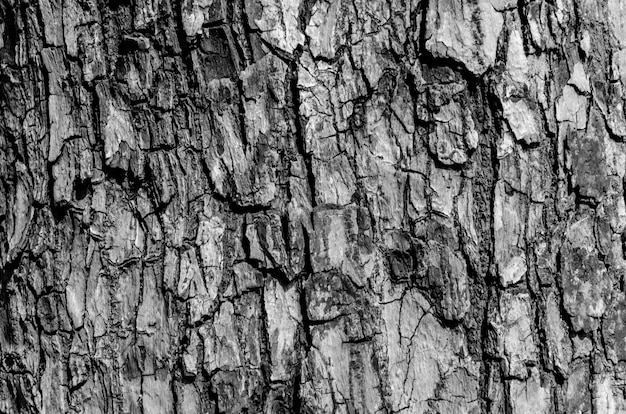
xmin=1 ymin=0 xmax=625 ymax=412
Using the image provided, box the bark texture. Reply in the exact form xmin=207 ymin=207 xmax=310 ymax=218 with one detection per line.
xmin=0 ymin=0 xmax=625 ymax=413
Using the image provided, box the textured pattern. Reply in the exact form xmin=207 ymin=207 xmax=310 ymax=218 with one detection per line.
xmin=1 ymin=0 xmax=626 ymax=413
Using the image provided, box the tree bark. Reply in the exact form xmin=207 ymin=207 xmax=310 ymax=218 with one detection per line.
xmin=0 ymin=0 xmax=624 ymax=413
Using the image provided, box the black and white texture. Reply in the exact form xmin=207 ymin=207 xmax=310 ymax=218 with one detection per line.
xmin=0 ymin=0 xmax=625 ymax=412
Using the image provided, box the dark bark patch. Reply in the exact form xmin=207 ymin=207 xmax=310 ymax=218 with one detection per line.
xmin=108 ymin=0 xmax=130 ymax=11
xmin=74 ymin=177 xmax=92 ymax=201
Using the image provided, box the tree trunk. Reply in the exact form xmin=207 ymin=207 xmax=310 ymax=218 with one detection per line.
xmin=0 ymin=0 xmax=624 ymax=412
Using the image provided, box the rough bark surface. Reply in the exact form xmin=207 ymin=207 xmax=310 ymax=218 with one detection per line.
xmin=0 ymin=0 xmax=625 ymax=413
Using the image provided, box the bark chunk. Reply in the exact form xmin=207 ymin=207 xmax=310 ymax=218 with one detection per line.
xmin=425 ymin=0 xmax=504 ymax=75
